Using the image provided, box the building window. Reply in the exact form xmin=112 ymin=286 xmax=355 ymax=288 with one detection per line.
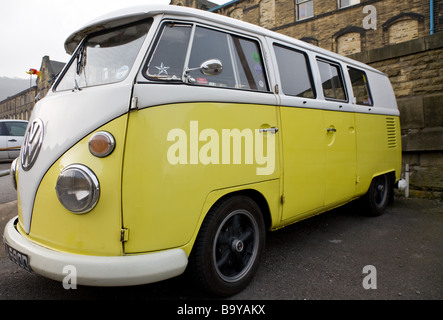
xmin=295 ymin=0 xmax=314 ymax=21
xmin=339 ymin=0 xmax=360 ymax=9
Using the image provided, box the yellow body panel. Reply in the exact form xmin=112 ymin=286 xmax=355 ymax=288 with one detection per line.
xmin=280 ymin=106 xmax=326 ymax=220
xmin=323 ymin=110 xmax=356 ymax=205
xmin=16 ymin=104 xmax=400 ymax=258
xmin=276 ymin=107 xmax=400 ymax=225
xmin=280 ymin=107 xmax=357 ymax=222
xmin=22 ymin=115 xmax=128 ymax=256
xmin=122 ymin=102 xmax=280 ymax=253
xmin=354 ymin=113 xmax=402 ymax=194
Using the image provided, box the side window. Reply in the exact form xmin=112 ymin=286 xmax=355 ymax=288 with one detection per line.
xmin=187 ymin=26 xmax=236 ymax=88
xmin=5 ymin=122 xmax=27 ymax=136
xmin=146 ymin=22 xmax=269 ymax=92
xmin=231 ymin=36 xmax=269 ymax=91
xmin=188 ymin=26 xmax=269 ymax=91
xmin=317 ymin=59 xmax=347 ymax=101
xmin=273 ymin=44 xmax=315 ymax=98
xmin=147 ymin=23 xmax=192 ymax=80
xmin=348 ymin=67 xmax=373 ymax=106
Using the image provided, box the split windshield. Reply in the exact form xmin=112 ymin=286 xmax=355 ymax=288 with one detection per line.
xmin=56 ymin=19 xmax=151 ymax=92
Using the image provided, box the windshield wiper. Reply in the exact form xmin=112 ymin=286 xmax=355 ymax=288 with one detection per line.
xmin=72 ymin=79 xmax=82 ymax=92
xmin=72 ymin=43 xmax=86 ymax=91
xmin=76 ymin=44 xmax=87 ymax=75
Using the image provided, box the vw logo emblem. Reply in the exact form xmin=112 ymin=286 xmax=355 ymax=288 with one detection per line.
xmin=21 ymin=118 xmax=44 ymax=171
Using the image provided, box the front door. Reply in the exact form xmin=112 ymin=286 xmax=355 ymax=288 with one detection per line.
xmin=122 ymin=21 xmax=279 ymax=253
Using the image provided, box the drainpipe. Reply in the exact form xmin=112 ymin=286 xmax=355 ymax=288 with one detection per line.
xmin=430 ymin=0 xmax=434 ymax=35
xmin=405 ymin=164 xmax=410 ymax=198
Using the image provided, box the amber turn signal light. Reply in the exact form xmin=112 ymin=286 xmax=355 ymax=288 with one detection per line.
xmin=88 ymin=131 xmax=115 ymax=157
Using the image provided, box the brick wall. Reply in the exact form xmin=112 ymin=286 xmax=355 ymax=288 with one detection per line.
xmin=337 ymin=32 xmax=361 ymax=55
xmin=389 ymin=19 xmax=419 ymax=44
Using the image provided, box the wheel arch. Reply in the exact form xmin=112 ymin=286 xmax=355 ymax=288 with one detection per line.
xmin=184 ymin=183 xmax=277 ymax=257
xmin=361 ymin=170 xmax=396 ymax=216
xmin=210 ymin=189 xmax=272 ymax=230
xmin=361 ymin=170 xmax=397 ymax=195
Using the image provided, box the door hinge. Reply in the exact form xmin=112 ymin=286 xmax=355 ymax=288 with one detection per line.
xmin=130 ymin=96 xmax=138 ymax=111
xmin=281 ymin=194 xmax=285 ymax=204
xmin=121 ymin=228 xmax=129 ymax=242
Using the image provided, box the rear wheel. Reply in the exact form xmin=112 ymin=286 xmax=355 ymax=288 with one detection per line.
xmin=363 ymin=174 xmax=392 ymax=216
xmin=189 ymin=195 xmax=265 ymax=296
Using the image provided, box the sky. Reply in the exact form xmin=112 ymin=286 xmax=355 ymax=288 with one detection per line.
xmin=0 ymin=0 xmax=229 ymax=79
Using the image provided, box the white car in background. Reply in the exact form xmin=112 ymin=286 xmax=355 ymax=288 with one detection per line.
xmin=0 ymin=120 xmax=28 ymax=161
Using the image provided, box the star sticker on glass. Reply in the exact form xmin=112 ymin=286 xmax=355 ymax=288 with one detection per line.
xmin=155 ymin=62 xmax=170 ymax=75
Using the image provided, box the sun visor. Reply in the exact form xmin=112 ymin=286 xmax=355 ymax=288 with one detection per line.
xmin=64 ymin=6 xmax=162 ymax=55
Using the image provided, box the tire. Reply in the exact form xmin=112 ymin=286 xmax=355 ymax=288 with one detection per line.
xmin=188 ymin=195 xmax=266 ymax=296
xmin=363 ymin=174 xmax=392 ymax=216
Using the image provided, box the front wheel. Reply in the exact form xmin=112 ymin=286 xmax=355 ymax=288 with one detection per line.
xmin=188 ymin=195 xmax=266 ymax=296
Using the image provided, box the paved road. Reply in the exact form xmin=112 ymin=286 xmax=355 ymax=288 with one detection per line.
xmin=1 ymin=193 xmax=442 ymax=301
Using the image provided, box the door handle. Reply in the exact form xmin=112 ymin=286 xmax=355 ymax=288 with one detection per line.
xmin=8 ymin=139 xmax=17 ymax=142
xmin=326 ymin=127 xmax=336 ymax=133
xmin=259 ymin=127 xmax=279 ymax=134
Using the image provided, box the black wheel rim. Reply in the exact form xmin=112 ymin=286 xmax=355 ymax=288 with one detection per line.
xmin=213 ymin=209 xmax=259 ymax=283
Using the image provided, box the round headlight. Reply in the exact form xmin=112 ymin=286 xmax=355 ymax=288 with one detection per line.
xmin=55 ymin=164 xmax=100 ymax=214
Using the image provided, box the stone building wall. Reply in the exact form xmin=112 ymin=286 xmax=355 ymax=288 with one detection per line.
xmin=0 ymin=87 xmax=37 ymax=120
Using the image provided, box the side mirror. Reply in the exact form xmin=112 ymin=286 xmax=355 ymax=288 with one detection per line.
xmin=200 ymin=59 xmax=223 ymax=76
xmin=184 ymin=59 xmax=223 ymax=83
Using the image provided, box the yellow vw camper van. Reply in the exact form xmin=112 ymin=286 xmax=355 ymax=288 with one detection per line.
xmin=4 ymin=5 xmax=402 ymax=296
